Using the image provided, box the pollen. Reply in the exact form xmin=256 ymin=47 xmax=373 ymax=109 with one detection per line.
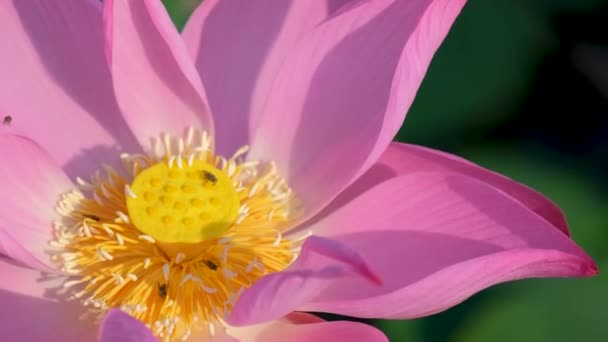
xmin=50 ymin=128 xmax=303 ymax=341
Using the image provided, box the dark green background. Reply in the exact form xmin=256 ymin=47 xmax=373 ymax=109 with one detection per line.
xmin=164 ymin=1 xmax=608 ymax=340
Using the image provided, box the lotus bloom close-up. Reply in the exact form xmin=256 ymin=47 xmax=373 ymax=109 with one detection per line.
xmin=0 ymin=0 xmax=598 ymax=341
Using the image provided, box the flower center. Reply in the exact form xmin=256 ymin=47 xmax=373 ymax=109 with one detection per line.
xmin=50 ymin=129 xmax=304 ymax=341
xmin=127 ymin=161 xmax=239 ymax=243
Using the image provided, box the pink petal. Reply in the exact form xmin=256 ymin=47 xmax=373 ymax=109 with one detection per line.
xmin=283 ymin=312 xmax=325 ymax=324
xmin=0 ymin=134 xmax=73 ymax=270
xmin=228 ymin=314 xmax=386 ymax=342
xmin=302 ymin=172 xmax=597 ymax=318
xmin=228 ymin=236 xmax=380 ymax=326
xmin=183 ymin=0 xmax=352 ymax=155
xmin=255 ymin=321 xmax=387 ymax=342
xmin=308 ymin=142 xmax=570 ymax=235
xmin=0 ymin=257 xmax=95 ymax=341
xmin=0 ymin=0 xmax=140 ymax=178
xmin=381 ymin=143 xmax=569 ymax=234
xmin=99 ymin=309 xmax=157 ymax=342
xmin=103 ymin=0 xmax=213 ymax=148
xmin=247 ymin=0 xmax=466 ymax=220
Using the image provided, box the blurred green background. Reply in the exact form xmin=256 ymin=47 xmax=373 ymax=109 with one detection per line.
xmin=163 ymin=0 xmax=608 ymax=341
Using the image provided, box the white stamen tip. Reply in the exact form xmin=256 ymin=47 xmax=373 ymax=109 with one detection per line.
xmin=223 ymin=268 xmax=238 ymax=278
xmin=113 ymin=273 xmax=125 ymax=285
xmin=63 ymin=279 xmax=83 ymax=288
xmin=272 ymin=231 xmax=282 ymax=247
xmin=221 ymin=244 xmax=232 ymax=262
xmin=267 ymin=210 xmax=275 ymax=221
xmin=175 ymin=253 xmax=186 ymax=264
xmin=93 ymin=192 xmax=104 ymax=205
xmin=102 ymin=224 xmax=114 ymax=237
xmin=179 ymin=274 xmax=193 ymax=286
xmin=217 ymin=237 xmax=231 ymax=245
xmin=187 ymin=154 xmax=195 ymax=167
xmin=181 ymin=328 xmax=192 ymax=341
xmin=101 ymin=184 xmax=111 ymax=198
xmin=246 ymin=256 xmax=257 ymax=273
xmin=125 ymin=185 xmax=137 ymax=199
xmin=162 ymin=263 xmax=170 ymax=281
xmin=96 ymin=247 xmax=113 ymax=261
xmin=116 ymin=233 xmax=125 ymax=246
xmin=82 ymin=222 xmax=92 ymax=237
xmin=139 ymin=235 xmax=156 ymax=243
xmin=248 ymin=183 xmax=259 ymax=198
xmin=201 ymin=283 xmax=217 ymax=294
xmin=115 ymin=211 xmax=130 ymax=224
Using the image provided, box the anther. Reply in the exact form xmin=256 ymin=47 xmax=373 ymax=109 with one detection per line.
xmin=246 ymin=256 xmax=257 ymax=273
xmin=185 ymin=127 xmax=194 ymax=146
xmin=232 ymin=145 xmax=250 ymax=160
xmin=116 ymin=233 xmax=125 ymax=246
xmin=101 ymin=184 xmax=111 ymax=198
xmin=162 ymin=263 xmax=170 ymax=281
xmin=113 ymin=273 xmax=125 ymax=285
xmin=256 ymin=260 xmax=266 ymax=273
xmin=125 ymin=185 xmax=137 ymax=199
xmin=179 ymin=274 xmax=193 ymax=286
xmin=175 ymin=253 xmax=186 ymax=264
xmin=227 ymin=161 xmax=236 ymax=177
xmin=63 ymin=279 xmax=84 ymax=288
xmin=177 ymin=155 xmax=183 ymax=169
xmin=272 ymin=231 xmax=282 ymax=247
xmin=96 ymin=247 xmax=113 ymax=261
xmin=82 ymin=222 xmax=92 ymax=237
xmin=102 ymin=224 xmax=115 ymax=237
xmin=220 ymin=244 xmax=232 ymax=262
xmin=267 ymin=210 xmax=275 ymax=221
xmin=139 ymin=235 xmax=156 ymax=243
xmin=248 ymin=183 xmax=259 ymax=198
xmin=115 ymin=211 xmax=130 ymax=223
xmin=93 ymin=192 xmax=104 ymax=205
xmin=201 ymin=283 xmax=217 ymax=294
xmin=181 ymin=328 xmax=192 ymax=341
xmin=217 ymin=237 xmax=231 ymax=244
xmin=187 ymin=154 xmax=195 ymax=167
xmin=76 ymin=177 xmax=89 ymax=186
xmin=235 ymin=213 xmax=247 ymax=225
xmin=222 ymin=268 xmax=237 ymax=278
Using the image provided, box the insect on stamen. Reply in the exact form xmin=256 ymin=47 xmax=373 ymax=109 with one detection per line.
xmin=202 ymin=259 xmax=219 ymax=271
xmin=202 ymin=171 xmax=218 ymax=185
xmin=157 ymin=282 xmax=168 ymax=299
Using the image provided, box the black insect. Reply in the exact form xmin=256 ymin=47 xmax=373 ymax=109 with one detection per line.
xmin=202 ymin=259 xmax=219 ymax=271
xmin=2 ymin=116 xmax=12 ymax=125
xmin=157 ymin=282 xmax=168 ymax=299
xmin=202 ymin=171 xmax=218 ymax=185
xmin=83 ymin=214 xmax=100 ymax=221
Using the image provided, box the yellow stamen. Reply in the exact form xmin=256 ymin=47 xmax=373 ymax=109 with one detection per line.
xmin=50 ymin=128 xmax=303 ymax=341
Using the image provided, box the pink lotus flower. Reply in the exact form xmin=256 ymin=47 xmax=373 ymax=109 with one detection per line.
xmin=0 ymin=0 xmax=597 ymax=341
